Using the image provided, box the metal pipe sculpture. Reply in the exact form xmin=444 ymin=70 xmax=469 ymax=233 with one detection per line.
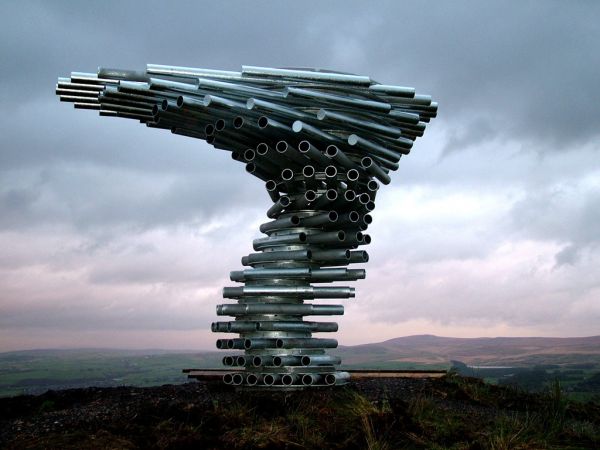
xmin=56 ymin=64 xmax=437 ymax=388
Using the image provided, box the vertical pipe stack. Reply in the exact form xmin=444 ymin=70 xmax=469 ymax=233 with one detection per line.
xmin=56 ymin=64 xmax=437 ymax=388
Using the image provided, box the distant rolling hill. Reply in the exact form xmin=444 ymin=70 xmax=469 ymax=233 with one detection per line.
xmin=333 ymin=334 xmax=600 ymax=367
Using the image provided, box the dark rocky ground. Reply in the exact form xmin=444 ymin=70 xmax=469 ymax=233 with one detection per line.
xmin=0 ymin=375 xmax=598 ymax=449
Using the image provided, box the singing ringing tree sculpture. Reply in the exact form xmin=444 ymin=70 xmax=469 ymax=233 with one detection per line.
xmin=56 ymin=64 xmax=437 ymax=388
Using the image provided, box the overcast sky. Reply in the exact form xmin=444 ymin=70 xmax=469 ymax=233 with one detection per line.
xmin=1 ymin=0 xmax=599 ymax=351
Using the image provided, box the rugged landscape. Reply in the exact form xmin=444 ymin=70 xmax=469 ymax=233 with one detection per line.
xmin=2 ymin=335 xmax=599 ymax=399
xmin=1 ymin=374 xmax=599 ymax=449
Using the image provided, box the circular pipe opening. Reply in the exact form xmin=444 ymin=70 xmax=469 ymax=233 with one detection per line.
xmin=233 ymin=116 xmax=244 ymax=128
xmin=326 ymin=189 xmax=338 ymax=201
xmin=298 ymin=140 xmax=310 ymax=152
xmin=344 ymin=190 xmax=356 ymax=202
xmin=325 ymin=145 xmax=338 ymax=157
xmin=176 ymin=96 xmax=184 ymax=108
xmin=245 ymin=163 xmax=256 ymax=173
xmin=243 ymin=149 xmax=256 ymax=161
xmin=223 ymin=356 xmax=234 ymax=366
xmin=364 ymin=234 xmax=372 ymax=244
xmin=211 ymin=322 xmax=217 ymax=332
xmin=253 ymin=356 xmax=263 ymax=367
xmin=280 ymin=196 xmax=291 ymax=207
xmin=301 ymin=356 xmax=311 ymax=366
xmin=306 ymin=249 xmax=313 ymax=258
xmin=328 ymin=211 xmax=338 ymax=222
xmin=244 ymin=339 xmax=252 ymax=349
xmin=282 ymin=374 xmax=294 ymax=386
xmin=356 ymin=232 xmax=364 ymax=241
xmin=349 ymin=211 xmax=360 ymax=222
xmin=246 ymin=374 xmax=258 ymax=386
xmin=305 ymin=191 xmax=317 ymax=202
xmin=263 ymin=374 xmax=275 ymax=386
xmin=303 ymin=165 xmax=315 ymax=177
xmin=232 ymin=373 xmax=244 ymax=385
xmin=363 ymin=214 xmax=373 ymax=224
xmin=273 ymin=356 xmax=283 ymax=367
xmin=215 ymin=119 xmax=225 ymax=131
xmin=151 ymin=104 xmax=159 ymax=116
xmin=325 ymin=165 xmax=337 ymax=178
xmin=276 ymin=141 xmax=288 ymax=153
xmin=302 ymin=374 xmax=314 ymax=386
xmin=216 ymin=340 xmax=225 ymax=349
xmin=281 ymin=168 xmax=294 ymax=181
xmin=161 ymin=99 xmax=168 ymax=111
xmin=325 ymin=374 xmax=336 ymax=386
xmin=366 ymin=201 xmax=376 ymax=211
xmin=236 ymin=356 xmax=246 ymax=367
xmin=204 ymin=124 xmax=215 ymax=136
xmin=359 ymin=193 xmax=370 ymax=205
xmin=226 ymin=339 xmax=235 ymax=349
xmin=299 ymin=232 xmax=307 ymax=242
xmin=361 ymin=156 xmax=373 ymax=169
xmin=347 ymin=169 xmax=359 ymax=181
xmin=276 ymin=339 xmax=284 ymax=348
xmin=290 ymin=215 xmax=300 ymax=225
xmin=343 ymin=250 xmax=351 ymax=259
xmin=265 ymin=180 xmax=277 ymax=191
xmin=367 ymin=180 xmax=379 ymax=191
xmin=337 ymin=231 xmax=346 ymax=241
xmin=223 ymin=373 xmax=233 ymax=384
xmin=258 ymin=116 xmax=269 ymax=128
xmin=256 ymin=142 xmax=269 ymax=155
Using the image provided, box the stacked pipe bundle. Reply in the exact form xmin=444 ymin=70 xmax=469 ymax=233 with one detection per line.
xmin=56 ymin=64 xmax=437 ymax=388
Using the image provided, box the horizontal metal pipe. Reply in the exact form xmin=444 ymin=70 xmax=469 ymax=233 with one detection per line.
xmin=317 ymin=109 xmax=402 ymax=138
xmin=244 ymin=338 xmax=278 ymax=349
xmin=349 ymin=250 xmax=369 ymax=263
xmin=285 ymin=87 xmax=391 ymax=112
xmin=325 ymin=372 xmax=351 ymax=385
xmin=241 ymin=249 xmax=312 ymax=265
xmin=229 ymin=267 xmax=365 ymax=282
xmin=222 ymin=286 xmax=355 ymax=299
xmin=147 ymin=64 xmax=243 ymax=80
xmin=257 ymin=321 xmax=338 ymax=332
xmin=311 ymin=249 xmax=350 ymax=261
xmin=369 ymin=84 xmax=415 ymax=98
xmin=273 ymin=355 xmax=303 ymax=367
xmin=301 ymin=355 xmax=342 ymax=366
xmin=299 ymin=211 xmax=338 ymax=227
xmin=276 ymin=338 xmax=338 ymax=349
xmin=216 ymin=303 xmax=344 ymax=316
xmin=252 ymin=232 xmax=307 ymax=250
xmin=259 ymin=215 xmax=301 ymax=233
xmin=306 ymin=230 xmax=346 ymax=245
xmin=242 ymin=65 xmax=372 ymax=85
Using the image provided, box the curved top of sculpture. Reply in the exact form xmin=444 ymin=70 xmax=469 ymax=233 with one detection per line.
xmin=56 ymin=64 xmax=437 ymax=187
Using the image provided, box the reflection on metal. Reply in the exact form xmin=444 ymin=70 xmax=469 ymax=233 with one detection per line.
xmin=56 ymin=64 xmax=437 ymax=388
